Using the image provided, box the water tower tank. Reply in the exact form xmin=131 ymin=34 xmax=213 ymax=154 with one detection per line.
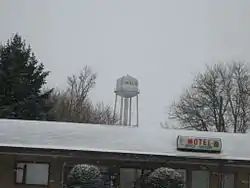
xmin=115 ymin=75 xmax=139 ymax=98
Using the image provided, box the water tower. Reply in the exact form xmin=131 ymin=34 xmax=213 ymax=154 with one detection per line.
xmin=113 ymin=75 xmax=139 ymax=127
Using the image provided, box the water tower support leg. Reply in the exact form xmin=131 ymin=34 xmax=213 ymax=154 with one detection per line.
xmin=113 ymin=94 xmax=118 ymax=124
xmin=120 ymin=97 xmax=124 ymax=125
xmin=136 ymin=95 xmax=139 ymax=127
xmin=129 ymin=97 xmax=132 ymax=126
xmin=123 ymin=98 xmax=129 ymax=126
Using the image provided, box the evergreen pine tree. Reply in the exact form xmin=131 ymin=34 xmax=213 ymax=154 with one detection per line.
xmin=0 ymin=34 xmax=54 ymax=120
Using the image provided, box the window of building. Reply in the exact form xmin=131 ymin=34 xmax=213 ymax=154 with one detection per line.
xmin=220 ymin=173 xmax=234 ymax=188
xmin=192 ymin=170 xmax=209 ymax=188
xmin=218 ymin=173 xmax=234 ymax=188
xmin=15 ymin=162 xmax=49 ymax=185
xmin=248 ymin=175 xmax=250 ymax=188
xmin=120 ymin=168 xmax=141 ymax=188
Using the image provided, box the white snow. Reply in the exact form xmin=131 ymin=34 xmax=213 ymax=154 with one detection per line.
xmin=0 ymin=119 xmax=248 ymax=161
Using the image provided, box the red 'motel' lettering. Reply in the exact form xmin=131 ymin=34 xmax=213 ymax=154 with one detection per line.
xmin=194 ymin=139 xmax=198 ymax=145
xmin=187 ymin=139 xmax=193 ymax=144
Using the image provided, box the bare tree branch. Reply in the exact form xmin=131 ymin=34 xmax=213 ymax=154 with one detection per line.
xmin=49 ymin=66 xmax=118 ymax=124
xmin=170 ymin=61 xmax=250 ymax=133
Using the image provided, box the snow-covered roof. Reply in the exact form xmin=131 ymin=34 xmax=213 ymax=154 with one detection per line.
xmin=0 ymin=119 xmax=248 ymax=161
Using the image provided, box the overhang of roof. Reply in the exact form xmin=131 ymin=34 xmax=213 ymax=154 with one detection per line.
xmin=0 ymin=119 xmax=249 ymax=162
xmin=1 ymin=145 xmax=250 ymax=168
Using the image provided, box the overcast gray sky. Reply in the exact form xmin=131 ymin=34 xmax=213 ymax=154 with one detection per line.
xmin=1 ymin=0 xmax=250 ymax=128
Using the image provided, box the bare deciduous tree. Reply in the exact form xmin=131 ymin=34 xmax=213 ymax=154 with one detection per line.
xmin=49 ymin=66 xmax=118 ymax=124
xmin=170 ymin=61 xmax=250 ymax=133
xmin=90 ymin=102 xmax=118 ymax=125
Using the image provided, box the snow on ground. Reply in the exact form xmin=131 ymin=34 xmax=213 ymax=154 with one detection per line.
xmin=0 ymin=119 xmax=248 ymax=161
